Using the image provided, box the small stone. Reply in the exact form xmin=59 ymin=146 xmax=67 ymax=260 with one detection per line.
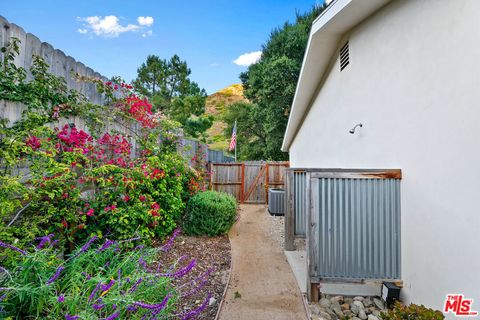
xmin=373 ymin=298 xmax=385 ymax=310
xmin=352 ymin=318 xmax=361 ymax=320
xmin=363 ymin=298 xmax=373 ymax=307
xmin=354 ymin=296 xmax=365 ymax=302
xmin=351 ymin=300 xmax=365 ymax=314
xmin=320 ymin=298 xmax=332 ymax=309
xmin=310 ymin=304 xmax=323 ymax=315
xmin=341 ymin=303 xmax=350 ymax=311
xmin=332 ymin=303 xmax=343 ymax=315
xmin=372 ymin=310 xmax=381 ymax=317
xmin=344 ymin=310 xmax=353 ymax=317
xmin=358 ymin=309 xmax=368 ymax=320
xmin=331 ymin=295 xmax=344 ymax=304
xmin=208 ymin=297 xmax=217 ymax=306
xmin=367 ymin=306 xmax=376 ymax=314
xmin=367 ymin=315 xmax=379 ymax=320
xmin=318 ymin=311 xmax=332 ymax=320
xmin=344 ymin=297 xmax=353 ymax=305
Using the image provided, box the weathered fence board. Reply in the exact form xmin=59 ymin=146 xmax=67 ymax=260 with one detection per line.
xmin=210 ymin=161 xmax=289 ymax=203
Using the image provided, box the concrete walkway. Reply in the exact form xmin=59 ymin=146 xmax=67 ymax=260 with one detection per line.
xmin=218 ymin=205 xmax=307 ymax=320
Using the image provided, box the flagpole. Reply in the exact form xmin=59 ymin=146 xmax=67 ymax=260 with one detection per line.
xmin=234 ymin=120 xmax=237 ymax=162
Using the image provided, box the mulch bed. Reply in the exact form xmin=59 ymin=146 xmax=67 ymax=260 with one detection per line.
xmin=155 ymin=234 xmax=231 ymax=319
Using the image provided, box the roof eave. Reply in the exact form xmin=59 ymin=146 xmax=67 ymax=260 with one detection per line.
xmin=281 ymin=0 xmax=392 ymax=152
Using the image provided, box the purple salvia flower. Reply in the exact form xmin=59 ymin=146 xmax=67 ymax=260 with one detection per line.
xmin=162 ymin=259 xmax=196 ymax=279
xmin=57 ymin=295 xmax=65 ymax=303
xmin=101 ymin=279 xmax=115 ymax=292
xmin=161 ymin=229 xmax=180 ymax=252
xmin=36 ymin=234 xmax=55 ymax=249
xmin=139 ymin=257 xmax=147 ymax=268
xmin=127 ymin=305 xmax=138 ymax=312
xmin=180 ymin=293 xmax=211 ymax=320
xmin=181 ymin=278 xmax=208 ymax=298
xmin=79 ymin=235 xmax=98 ymax=253
xmin=50 ymin=239 xmax=59 ymax=247
xmin=0 ymin=294 xmax=6 ymax=302
xmin=112 ymin=304 xmax=117 ymax=310
xmin=65 ymin=315 xmax=79 ymax=320
xmin=47 ymin=266 xmax=65 ymax=285
xmin=105 ymin=312 xmax=120 ymax=320
xmin=92 ymin=303 xmax=105 ymax=310
xmin=81 ymin=272 xmax=91 ymax=280
xmin=129 ymin=278 xmax=143 ymax=293
xmin=178 ymin=267 xmax=214 ymax=289
xmin=133 ymin=245 xmax=144 ymax=250
xmin=88 ymin=282 xmax=102 ymax=302
xmin=0 ymin=241 xmax=27 ymax=255
xmin=134 ymin=293 xmax=171 ymax=311
xmin=97 ymin=239 xmax=115 ymax=252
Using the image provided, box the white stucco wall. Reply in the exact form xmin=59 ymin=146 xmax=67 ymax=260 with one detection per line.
xmin=289 ymin=0 xmax=480 ymax=314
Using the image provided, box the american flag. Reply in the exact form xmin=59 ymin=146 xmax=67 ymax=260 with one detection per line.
xmin=229 ymin=121 xmax=237 ymax=151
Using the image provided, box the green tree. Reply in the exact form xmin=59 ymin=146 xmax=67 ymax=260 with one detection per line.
xmin=223 ymin=102 xmax=266 ymax=160
xmin=132 ymin=55 xmax=165 ymax=97
xmin=133 ymin=54 xmax=211 ymax=138
xmin=239 ymin=5 xmax=326 ymax=160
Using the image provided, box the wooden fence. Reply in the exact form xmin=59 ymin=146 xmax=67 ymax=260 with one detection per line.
xmin=209 ymin=161 xmax=289 ymax=204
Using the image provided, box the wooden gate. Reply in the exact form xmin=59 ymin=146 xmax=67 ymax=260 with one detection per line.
xmin=209 ymin=161 xmax=289 ymax=204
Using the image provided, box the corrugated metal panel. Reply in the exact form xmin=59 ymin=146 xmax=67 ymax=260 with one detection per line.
xmin=315 ymin=178 xmax=401 ymax=279
xmin=294 ymin=171 xmax=307 ymax=236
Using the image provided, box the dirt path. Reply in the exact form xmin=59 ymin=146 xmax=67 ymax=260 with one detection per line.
xmin=218 ymin=204 xmax=307 ymax=320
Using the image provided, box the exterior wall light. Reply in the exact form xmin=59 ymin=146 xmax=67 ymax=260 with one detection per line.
xmin=349 ymin=123 xmax=363 ymax=134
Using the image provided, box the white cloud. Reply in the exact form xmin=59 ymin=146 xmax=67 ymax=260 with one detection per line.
xmin=137 ymin=16 xmax=154 ymax=27
xmin=233 ymin=51 xmax=262 ymax=66
xmin=77 ymin=15 xmax=154 ymax=38
xmin=142 ymin=30 xmax=153 ymax=38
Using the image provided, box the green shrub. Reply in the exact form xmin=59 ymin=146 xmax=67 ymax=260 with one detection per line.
xmin=183 ymin=191 xmax=237 ymax=236
xmin=381 ymin=301 xmax=445 ymax=320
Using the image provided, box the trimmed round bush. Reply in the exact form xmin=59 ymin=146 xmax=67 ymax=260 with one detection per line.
xmin=183 ymin=191 xmax=237 ymax=236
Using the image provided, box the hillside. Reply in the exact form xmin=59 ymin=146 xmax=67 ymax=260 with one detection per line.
xmin=205 ymin=84 xmax=247 ymax=151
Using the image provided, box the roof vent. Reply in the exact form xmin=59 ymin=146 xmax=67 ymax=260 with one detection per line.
xmin=340 ymin=41 xmax=349 ymax=71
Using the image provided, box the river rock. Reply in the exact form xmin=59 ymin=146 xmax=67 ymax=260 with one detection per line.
xmin=320 ymin=298 xmax=332 ymax=308
xmin=367 ymin=315 xmax=380 ymax=320
xmin=358 ymin=309 xmax=368 ymax=320
xmin=363 ymin=298 xmax=373 ymax=307
xmin=341 ymin=303 xmax=350 ymax=311
xmin=354 ymin=296 xmax=365 ymax=302
xmin=373 ymin=298 xmax=385 ymax=310
xmin=351 ymin=300 xmax=365 ymax=314
xmin=331 ymin=295 xmax=344 ymax=304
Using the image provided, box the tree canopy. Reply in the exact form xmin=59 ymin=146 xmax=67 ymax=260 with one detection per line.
xmin=133 ymin=54 xmax=210 ymax=140
xmin=231 ymin=5 xmax=326 ymax=160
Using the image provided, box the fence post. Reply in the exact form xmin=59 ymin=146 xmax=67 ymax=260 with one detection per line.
xmin=305 ymin=171 xmax=319 ymax=302
xmin=240 ymin=163 xmax=245 ymax=203
xmin=265 ymin=163 xmax=269 ymax=204
xmin=284 ymin=169 xmax=295 ymax=251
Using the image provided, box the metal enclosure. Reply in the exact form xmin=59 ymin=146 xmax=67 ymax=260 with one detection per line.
xmin=311 ymin=177 xmax=401 ymax=280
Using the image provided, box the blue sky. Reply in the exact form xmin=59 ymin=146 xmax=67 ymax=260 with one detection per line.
xmin=1 ymin=1 xmax=323 ymax=94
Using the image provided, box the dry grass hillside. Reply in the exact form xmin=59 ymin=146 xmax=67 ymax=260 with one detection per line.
xmin=205 ymin=84 xmax=247 ymax=151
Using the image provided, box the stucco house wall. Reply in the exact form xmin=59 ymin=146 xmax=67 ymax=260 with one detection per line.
xmin=288 ymin=0 xmax=480 ymax=313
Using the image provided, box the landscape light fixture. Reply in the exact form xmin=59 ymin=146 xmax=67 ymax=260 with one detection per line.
xmin=349 ymin=123 xmax=363 ymax=134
